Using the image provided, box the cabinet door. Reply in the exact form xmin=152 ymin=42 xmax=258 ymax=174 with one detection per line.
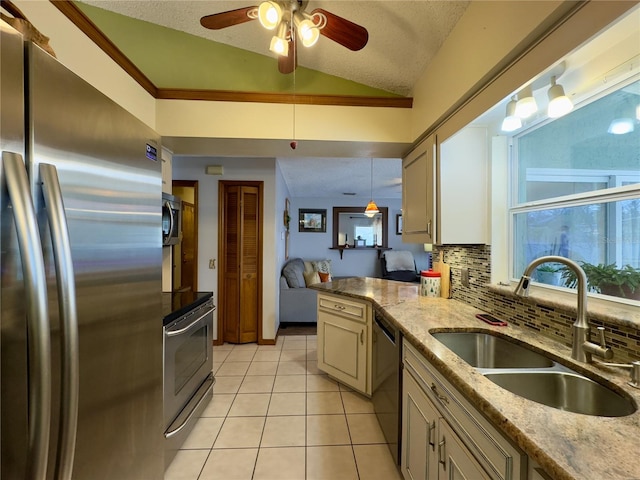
xmin=402 ymin=134 xmax=435 ymax=243
xmin=438 ymin=420 xmax=491 ymax=480
xmin=437 ymin=126 xmax=488 ymax=245
xmin=402 ymin=368 xmax=439 ymax=480
xmin=317 ymin=310 xmax=368 ymax=394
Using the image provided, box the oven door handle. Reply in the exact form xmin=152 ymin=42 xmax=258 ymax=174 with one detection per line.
xmin=164 ymin=377 xmax=215 ymax=439
xmin=165 ymin=308 xmax=213 ymax=337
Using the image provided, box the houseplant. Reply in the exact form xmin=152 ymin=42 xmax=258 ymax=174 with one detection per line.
xmin=535 ymin=263 xmax=563 ymax=286
xmin=560 ymin=262 xmax=640 ymax=300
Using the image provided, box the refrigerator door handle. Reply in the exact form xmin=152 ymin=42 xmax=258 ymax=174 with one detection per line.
xmin=3 ymin=151 xmax=52 ymax=480
xmin=40 ymin=163 xmax=79 ymax=480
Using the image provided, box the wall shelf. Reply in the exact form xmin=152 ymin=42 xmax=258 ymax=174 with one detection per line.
xmin=330 ymin=246 xmax=391 ymax=260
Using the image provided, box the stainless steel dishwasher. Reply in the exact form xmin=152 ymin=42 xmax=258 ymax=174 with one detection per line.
xmin=372 ymin=312 xmax=402 ymax=465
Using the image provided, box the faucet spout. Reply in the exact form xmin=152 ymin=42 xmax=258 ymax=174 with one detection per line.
xmin=514 ymin=255 xmax=608 ymax=363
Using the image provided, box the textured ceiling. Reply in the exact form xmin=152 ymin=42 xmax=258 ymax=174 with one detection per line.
xmin=79 ymin=0 xmax=470 ymax=96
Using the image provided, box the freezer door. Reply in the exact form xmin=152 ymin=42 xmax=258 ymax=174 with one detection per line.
xmin=1 ymin=21 xmax=31 ymax=480
xmin=27 ymin=43 xmax=164 ymax=479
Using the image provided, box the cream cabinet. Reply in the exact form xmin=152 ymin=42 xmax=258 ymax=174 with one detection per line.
xmin=317 ymin=293 xmax=372 ymax=396
xmin=403 ymin=352 xmax=490 ymax=480
xmin=402 ymin=340 xmax=526 ymax=480
xmin=402 ymin=126 xmax=488 ymax=245
xmin=402 ymin=134 xmax=435 ymax=244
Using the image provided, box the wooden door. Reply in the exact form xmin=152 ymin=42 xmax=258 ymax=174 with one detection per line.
xmin=219 ymin=182 xmax=262 ymax=344
xmin=180 ymin=201 xmax=196 ymax=292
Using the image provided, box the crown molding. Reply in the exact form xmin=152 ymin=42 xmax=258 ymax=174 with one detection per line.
xmin=50 ymin=0 xmax=412 ymax=108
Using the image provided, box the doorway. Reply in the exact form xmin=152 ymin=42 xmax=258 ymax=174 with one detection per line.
xmin=172 ymin=181 xmax=198 ymax=293
xmin=218 ymin=181 xmax=263 ymax=344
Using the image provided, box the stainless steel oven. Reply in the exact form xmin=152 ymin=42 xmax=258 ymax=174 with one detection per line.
xmin=163 ymin=297 xmax=214 ymax=467
xmin=372 ymin=312 xmax=402 ymax=465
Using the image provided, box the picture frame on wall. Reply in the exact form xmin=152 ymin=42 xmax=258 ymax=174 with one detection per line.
xmin=396 ymin=214 xmax=403 ymax=235
xmin=299 ymin=209 xmax=326 ymax=233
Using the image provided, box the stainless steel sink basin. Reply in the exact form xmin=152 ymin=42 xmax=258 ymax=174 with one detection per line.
xmin=431 ymin=332 xmax=554 ymax=368
xmin=484 ymin=371 xmax=636 ymax=417
xmin=431 ymin=330 xmax=637 ymax=417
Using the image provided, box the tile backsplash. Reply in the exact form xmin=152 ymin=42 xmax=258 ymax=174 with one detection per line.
xmin=435 ymin=245 xmax=640 ymax=364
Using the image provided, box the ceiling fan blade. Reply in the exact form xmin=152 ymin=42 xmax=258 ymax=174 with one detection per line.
xmin=278 ymin=38 xmax=297 ymax=74
xmin=311 ymin=8 xmax=368 ymax=51
xmin=200 ymin=6 xmax=257 ymax=30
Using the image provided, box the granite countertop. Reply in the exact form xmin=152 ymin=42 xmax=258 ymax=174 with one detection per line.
xmin=310 ymin=277 xmax=640 ymax=480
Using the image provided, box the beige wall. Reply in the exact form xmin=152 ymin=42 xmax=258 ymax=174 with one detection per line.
xmin=15 ymin=0 xmax=156 ymax=128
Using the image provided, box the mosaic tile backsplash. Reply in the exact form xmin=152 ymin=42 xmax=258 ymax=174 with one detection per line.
xmin=434 ymin=245 xmax=640 ymax=364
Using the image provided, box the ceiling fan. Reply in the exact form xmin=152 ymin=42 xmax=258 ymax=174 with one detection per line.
xmin=200 ymin=1 xmax=368 ymax=74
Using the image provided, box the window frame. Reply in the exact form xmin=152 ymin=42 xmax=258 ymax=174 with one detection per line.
xmin=507 ymin=73 xmax=640 ymax=303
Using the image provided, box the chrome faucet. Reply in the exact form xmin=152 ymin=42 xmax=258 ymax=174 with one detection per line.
xmin=514 ymin=255 xmax=613 ymax=363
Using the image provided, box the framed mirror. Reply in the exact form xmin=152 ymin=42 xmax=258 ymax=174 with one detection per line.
xmin=332 ymin=206 xmax=388 ymax=248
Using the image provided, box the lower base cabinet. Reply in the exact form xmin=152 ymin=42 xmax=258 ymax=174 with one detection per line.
xmin=402 ymin=339 xmax=526 ymax=480
xmin=317 ymin=293 xmax=372 ymax=396
xmin=403 ymin=362 xmax=490 ymax=480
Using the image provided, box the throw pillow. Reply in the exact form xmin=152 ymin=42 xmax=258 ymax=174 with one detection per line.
xmin=282 ymin=258 xmax=306 ymax=288
xmin=318 ymin=271 xmax=331 ymax=283
xmin=311 ymin=259 xmax=332 ymax=275
xmin=303 ymin=270 xmax=321 ymax=286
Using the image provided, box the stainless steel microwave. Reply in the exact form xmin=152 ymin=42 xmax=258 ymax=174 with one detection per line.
xmin=162 ymin=192 xmax=182 ymax=246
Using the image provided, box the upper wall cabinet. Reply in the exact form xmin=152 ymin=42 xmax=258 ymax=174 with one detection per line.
xmin=437 ymin=126 xmax=488 ymax=245
xmin=402 ymin=134 xmax=435 ymax=244
xmin=402 ymin=127 xmax=488 ymax=245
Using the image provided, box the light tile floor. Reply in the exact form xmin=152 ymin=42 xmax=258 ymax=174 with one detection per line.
xmin=165 ymin=335 xmax=403 ymax=480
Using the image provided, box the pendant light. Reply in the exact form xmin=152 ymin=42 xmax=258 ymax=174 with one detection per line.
xmin=364 ymin=158 xmax=379 ymax=218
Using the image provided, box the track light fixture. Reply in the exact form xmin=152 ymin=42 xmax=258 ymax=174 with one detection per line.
xmin=515 ymin=85 xmax=538 ymax=119
xmin=501 ymin=96 xmax=522 ymax=132
xmin=547 ymin=76 xmax=573 ymax=118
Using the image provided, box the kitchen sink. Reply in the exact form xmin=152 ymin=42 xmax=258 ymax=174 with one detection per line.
xmin=431 ymin=331 xmax=554 ymax=368
xmin=431 ymin=330 xmax=637 ymax=417
xmin=484 ymin=371 xmax=636 ymax=417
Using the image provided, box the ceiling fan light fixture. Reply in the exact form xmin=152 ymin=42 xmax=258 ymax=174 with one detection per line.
xmin=258 ymin=1 xmax=283 ymax=30
xmin=547 ymin=76 xmax=573 ymax=118
xmin=269 ymin=22 xmax=289 ymax=56
xmin=294 ymin=12 xmax=320 ymax=47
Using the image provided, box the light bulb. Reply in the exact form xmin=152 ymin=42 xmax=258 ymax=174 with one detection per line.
xmin=294 ymin=13 xmax=320 ymax=47
xmin=547 ymin=77 xmax=573 ymax=118
xmin=258 ymin=1 xmax=282 ymax=30
xmin=269 ymin=35 xmax=288 ymax=56
xmin=501 ymin=97 xmax=522 ymax=132
xmin=515 ymin=86 xmax=538 ymax=119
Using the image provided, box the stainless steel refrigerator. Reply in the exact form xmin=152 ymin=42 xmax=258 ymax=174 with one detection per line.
xmin=1 ymin=21 xmax=164 ymax=480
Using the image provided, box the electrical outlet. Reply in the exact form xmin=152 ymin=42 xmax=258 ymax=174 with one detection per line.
xmin=209 ymin=259 xmax=216 ymax=269
xmin=461 ymin=267 xmax=470 ymax=287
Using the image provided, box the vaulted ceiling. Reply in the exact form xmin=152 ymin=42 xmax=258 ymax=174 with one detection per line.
xmin=76 ymin=1 xmax=470 ymax=99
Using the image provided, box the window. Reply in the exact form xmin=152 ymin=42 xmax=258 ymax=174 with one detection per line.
xmin=511 ymin=78 xmax=640 ymax=302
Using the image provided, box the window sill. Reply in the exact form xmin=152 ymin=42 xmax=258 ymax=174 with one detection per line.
xmin=488 ymin=282 xmax=640 ymax=331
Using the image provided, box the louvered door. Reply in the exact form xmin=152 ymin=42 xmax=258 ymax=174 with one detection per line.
xmin=219 ymin=182 xmax=262 ymax=344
